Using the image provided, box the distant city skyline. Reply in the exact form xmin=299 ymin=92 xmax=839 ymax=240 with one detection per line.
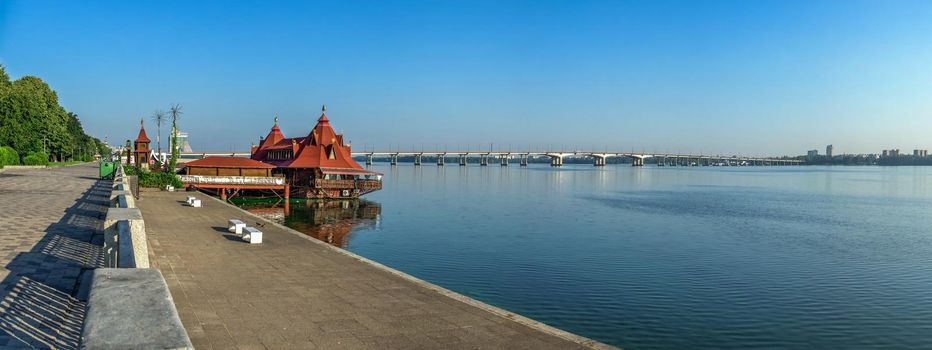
xmin=1 ymin=0 xmax=930 ymax=155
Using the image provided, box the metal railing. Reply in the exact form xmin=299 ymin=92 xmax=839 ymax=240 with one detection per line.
xmin=313 ymin=179 xmax=382 ymax=190
xmin=179 ymin=175 xmax=285 ymax=186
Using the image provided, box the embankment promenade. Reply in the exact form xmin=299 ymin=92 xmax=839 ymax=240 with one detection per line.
xmin=0 ymin=162 xmax=615 ymax=349
xmin=139 ymin=189 xmax=615 ymax=349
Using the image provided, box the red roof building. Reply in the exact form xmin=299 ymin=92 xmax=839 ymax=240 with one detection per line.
xmin=250 ymin=106 xmax=382 ymax=198
xmin=133 ymin=119 xmax=151 ymax=169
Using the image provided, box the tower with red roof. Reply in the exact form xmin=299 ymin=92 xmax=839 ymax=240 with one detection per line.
xmin=134 ymin=118 xmax=152 ymax=169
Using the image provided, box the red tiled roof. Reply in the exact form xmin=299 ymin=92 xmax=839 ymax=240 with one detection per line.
xmin=251 ymin=109 xmax=365 ymax=171
xmin=136 ymin=124 xmax=151 ymax=143
xmin=185 ymin=156 xmax=275 ymax=168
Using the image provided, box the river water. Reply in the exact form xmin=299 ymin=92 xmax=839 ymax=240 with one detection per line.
xmin=237 ymin=164 xmax=932 ymax=349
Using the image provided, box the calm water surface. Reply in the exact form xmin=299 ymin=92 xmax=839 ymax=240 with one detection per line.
xmin=240 ymin=164 xmax=932 ymax=349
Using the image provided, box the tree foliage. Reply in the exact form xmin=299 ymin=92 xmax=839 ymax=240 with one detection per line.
xmin=0 ymin=64 xmax=106 ymax=162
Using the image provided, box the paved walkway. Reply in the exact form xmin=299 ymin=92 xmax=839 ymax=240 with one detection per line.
xmin=0 ymin=164 xmax=108 ymax=349
xmin=139 ymin=191 xmax=606 ymax=350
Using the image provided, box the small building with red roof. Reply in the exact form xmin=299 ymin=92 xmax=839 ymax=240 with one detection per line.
xmin=134 ymin=119 xmax=151 ymax=169
xmin=250 ymin=105 xmax=382 ymax=199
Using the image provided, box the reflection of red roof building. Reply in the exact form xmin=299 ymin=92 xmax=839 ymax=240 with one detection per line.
xmin=250 ymin=105 xmax=382 ymax=199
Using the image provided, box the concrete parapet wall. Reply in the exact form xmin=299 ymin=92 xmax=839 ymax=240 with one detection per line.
xmin=81 ymin=268 xmax=193 ymax=350
xmin=103 ymin=208 xmax=148 ymax=268
xmin=102 ymin=164 xmax=148 ymax=268
xmin=82 ymin=165 xmax=191 ymax=349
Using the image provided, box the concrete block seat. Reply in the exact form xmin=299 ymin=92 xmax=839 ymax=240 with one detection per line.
xmin=186 ymin=196 xmax=196 ymax=205
xmin=190 ymin=199 xmax=201 ymax=208
xmin=228 ymin=219 xmax=246 ymax=234
xmin=243 ymin=227 xmax=262 ymax=244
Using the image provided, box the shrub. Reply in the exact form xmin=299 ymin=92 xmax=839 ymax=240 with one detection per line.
xmin=137 ymin=169 xmax=183 ymax=189
xmin=0 ymin=146 xmax=19 ymax=167
xmin=22 ymin=151 xmax=49 ymax=166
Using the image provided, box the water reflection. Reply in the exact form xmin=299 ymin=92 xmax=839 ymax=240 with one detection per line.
xmin=238 ymin=199 xmax=382 ymax=248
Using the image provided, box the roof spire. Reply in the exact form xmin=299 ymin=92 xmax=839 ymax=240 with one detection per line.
xmin=140 ymin=118 xmax=144 ymax=127
xmin=274 ymin=116 xmax=278 ymax=125
xmin=318 ymin=104 xmax=329 ymax=123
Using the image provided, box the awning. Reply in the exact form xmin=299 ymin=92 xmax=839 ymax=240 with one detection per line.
xmin=319 ymin=167 xmax=383 ymax=176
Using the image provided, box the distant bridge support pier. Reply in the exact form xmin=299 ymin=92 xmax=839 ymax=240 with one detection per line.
xmin=437 ymin=154 xmax=445 ymax=166
xmin=390 ymin=154 xmax=398 ymax=166
xmin=414 ymin=154 xmax=422 ymax=166
xmin=630 ymin=156 xmax=646 ymax=166
xmin=520 ymin=154 xmax=528 ymax=166
xmin=546 ymin=153 xmax=567 ymax=167
xmin=459 ymin=154 xmax=467 ymax=166
xmin=500 ymin=156 xmax=509 ymax=166
xmin=365 ymin=154 xmax=373 ymax=166
xmin=589 ymin=154 xmax=609 ymax=167
xmin=480 ymin=154 xmax=489 ymax=166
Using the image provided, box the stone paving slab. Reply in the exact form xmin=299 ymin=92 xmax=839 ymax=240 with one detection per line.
xmin=139 ymin=191 xmax=612 ymax=350
xmin=0 ymin=163 xmax=108 ymax=349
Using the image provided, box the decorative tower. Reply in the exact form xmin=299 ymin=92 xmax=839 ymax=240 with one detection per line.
xmin=134 ymin=118 xmax=152 ymax=169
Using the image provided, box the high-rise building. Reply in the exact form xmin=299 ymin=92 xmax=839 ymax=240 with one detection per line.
xmin=807 ymin=150 xmax=818 ymax=158
xmin=826 ymin=144 xmax=833 ymax=158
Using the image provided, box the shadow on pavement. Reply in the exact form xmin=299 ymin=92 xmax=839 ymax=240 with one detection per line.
xmin=0 ymin=179 xmax=109 ymax=349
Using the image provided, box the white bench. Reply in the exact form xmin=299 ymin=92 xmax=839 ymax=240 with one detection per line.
xmin=190 ymin=199 xmax=202 ymax=208
xmin=228 ymin=219 xmax=246 ymax=234
xmin=186 ymin=196 xmax=196 ymax=205
xmin=243 ymin=227 xmax=262 ymax=244
xmin=165 ymin=185 xmax=175 ymax=192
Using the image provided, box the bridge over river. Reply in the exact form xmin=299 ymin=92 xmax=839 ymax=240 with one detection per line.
xmin=164 ymin=150 xmax=802 ymax=167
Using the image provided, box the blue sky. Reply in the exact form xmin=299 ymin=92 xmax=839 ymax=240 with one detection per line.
xmin=1 ymin=0 xmax=930 ymax=155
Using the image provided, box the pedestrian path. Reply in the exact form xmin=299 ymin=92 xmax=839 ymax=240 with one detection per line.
xmin=0 ymin=163 xmax=108 ymax=349
xmin=139 ymin=190 xmax=611 ymax=349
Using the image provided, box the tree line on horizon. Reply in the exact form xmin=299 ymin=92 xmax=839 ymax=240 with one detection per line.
xmin=0 ymin=64 xmax=108 ymax=167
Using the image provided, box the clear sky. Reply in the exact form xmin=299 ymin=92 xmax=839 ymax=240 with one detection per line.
xmin=1 ymin=0 xmax=930 ymax=155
